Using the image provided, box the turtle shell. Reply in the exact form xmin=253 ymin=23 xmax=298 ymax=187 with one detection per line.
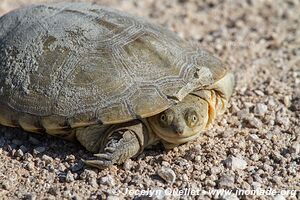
xmin=0 ymin=2 xmax=227 ymax=129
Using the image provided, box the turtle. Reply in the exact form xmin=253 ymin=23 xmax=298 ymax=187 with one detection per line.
xmin=0 ymin=2 xmax=235 ymax=168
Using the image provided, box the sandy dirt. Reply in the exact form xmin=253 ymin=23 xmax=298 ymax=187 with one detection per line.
xmin=0 ymin=0 xmax=299 ymax=199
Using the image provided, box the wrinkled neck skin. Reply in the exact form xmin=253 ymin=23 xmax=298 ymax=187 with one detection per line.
xmin=139 ymin=119 xmax=161 ymax=148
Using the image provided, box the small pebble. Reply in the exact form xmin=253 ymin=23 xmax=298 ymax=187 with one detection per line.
xmin=218 ymin=174 xmax=235 ymax=188
xmin=254 ymin=90 xmax=265 ymax=96
xmin=289 ymin=142 xmax=300 ymax=154
xmin=1 ymin=180 xmax=11 ymax=190
xmin=123 ymin=159 xmax=133 ymax=171
xmin=107 ymin=195 xmax=120 ymax=200
xmin=15 ymin=149 xmax=24 ymax=157
xmin=25 ymin=162 xmax=35 ymax=171
xmin=70 ymin=162 xmax=84 ymax=172
xmin=247 ymin=117 xmax=263 ymax=129
xmin=66 ymin=155 xmax=76 ymax=161
xmin=224 ymin=156 xmax=247 ymax=170
xmin=210 ymin=166 xmax=221 ymax=174
xmin=237 ymin=109 xmax=251 ymax=119
xmin=276 ymin=116 xmax=290 ymax=127
xmin=220 ymin=193 xmax=239 ymax=200
xmin=150 ymin=188 xmax=166 ymax=200
xmin=254 ymin=103 xmax=268 ymax=116
xmin=100 ymin=175 xmax=115 ymax=186
xmin=33 ymin=147 xmax=46 ymax=154
xmin=88 ymin=177 xmax=98 ymax=187
xmin=19 ymin=145 xmax=28 ymax=153
xmin=247 ymin=134 xmax=260 ymax=142
xmin=283 ymin=96 xmax=291 ymax=107
xmin=58 ymin=163 xmax=67 ymax=172
xmin=12 ymin=139 xmax=23 ymax=146
xmin=48 ymin=187 xmax=58 ymax=196
xmin=23 ymin=153 xmax=33 ymax=161
xmin=252 ymin=181 xmax=261 ymax=189
xmin=65 ymin=171 xmax=75 ymax=182
xmin=268 ymin=97 xmax=277 ymax=108
xmin=41 ymin=155 xmax=53 ymax=164
xmin=22 ymin=193 xmax=37 ymax=200
xmin=80 ymin=169 xmax=97 ymax=180
xmin=273 ymin=194 xmax=286 ymax=200
xmin=157 ymin=166 xmax=176 ymax=184
xmin=28 ymin=137 xmax=40 ymax=145
xmin=194 ymin=155 xmax=201 ymax=162
xmin=63 ymin=190 xmax=72 ymax=198
xmin=249 ymin=154 xmax=259 ymax=162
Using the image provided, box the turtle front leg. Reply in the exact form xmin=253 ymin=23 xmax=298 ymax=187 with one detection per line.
xmin=75 ymin=121 xmax=148 ymax=169
xmin=84 ymin=129 xmax=141 ymax=168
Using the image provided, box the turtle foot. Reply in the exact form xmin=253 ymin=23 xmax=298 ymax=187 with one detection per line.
xmin=84 ymin=130 xmax=140 ymax=169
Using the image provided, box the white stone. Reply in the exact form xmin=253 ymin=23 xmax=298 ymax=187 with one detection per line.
xmin=273 ymin=194 xmax=286 ymax=200
xmin=254 ymin=103 xmax=268 ymax=116
xmin=224 ymin=156 xmax=247 ymax=170
xmin=221 ymin=194 xmax=240 ymax=200
xmin=248 ymin=134 xmax=260 ymax=142
xmin=100 ymin=175 xmax=115 ymax=186
xmin=251 ymin=181 xmax=261 ymax=189
xmin=157 ymin=166 xmax=176 ymax=183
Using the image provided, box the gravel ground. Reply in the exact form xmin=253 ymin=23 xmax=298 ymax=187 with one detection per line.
xmin=0 ymin=0 xmax=299 ymax=199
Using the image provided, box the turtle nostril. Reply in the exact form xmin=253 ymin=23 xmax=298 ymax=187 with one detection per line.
xmin=174 ymin=127 xmax=184 ymax=135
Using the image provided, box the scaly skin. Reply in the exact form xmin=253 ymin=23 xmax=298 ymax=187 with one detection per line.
xmin=84 ymin=129 xmax=141 ymax=168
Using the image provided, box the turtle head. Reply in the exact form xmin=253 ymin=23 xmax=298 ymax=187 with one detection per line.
xmin=148 ymin=95 xmax=209 ymax=148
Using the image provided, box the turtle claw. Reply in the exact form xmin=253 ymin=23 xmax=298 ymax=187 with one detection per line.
xmin=104 ymin=147 xmax=116 ymax=153
xmin=83 ymin=152 xmax=115 ymax=169
xmin=94 ymin=152 xmax=113 ymax=160
xmin=83 ymin=159 xmax=113 ymax=169
xmin=83 ymin=147 xmax=121 ymax=168
xmin=83 ymin=145 xmax=120 ymax=168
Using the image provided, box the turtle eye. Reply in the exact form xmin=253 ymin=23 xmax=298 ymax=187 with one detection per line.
xmin=160 ymin=114 xmax=167 ymax=123
xmin=192 ymin=115 xmax=198 ymax=122
xmin=159 ymin=113 xmax=171 ymax=127
xmin=185 ymin=110 xmax=199 ymax=127
xmin=189 ymin=114 xmax=198 ymax=127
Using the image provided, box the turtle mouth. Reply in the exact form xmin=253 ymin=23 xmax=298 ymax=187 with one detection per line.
xmin=156 ymin=128 xmax=201 ymax=145
xmin=148 ymin=121 xmax=201 ymax=145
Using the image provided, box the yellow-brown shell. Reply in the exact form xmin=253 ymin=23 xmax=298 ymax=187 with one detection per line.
xmin=0 ymin=2 xmax=227 ymax=133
